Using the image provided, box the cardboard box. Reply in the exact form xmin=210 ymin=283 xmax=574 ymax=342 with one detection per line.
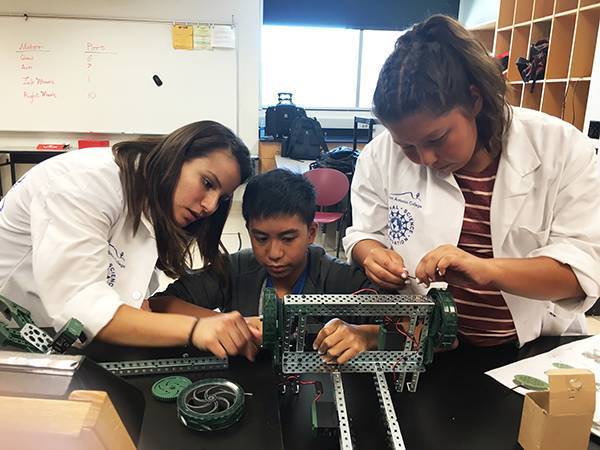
xmin=518 ymin=369 xmax=595 ymax=450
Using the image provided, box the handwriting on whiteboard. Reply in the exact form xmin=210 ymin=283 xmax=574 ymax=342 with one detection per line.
xmin=85 ymin=41 xmax=117 ymax=101
xmin=17 ymin=42 xmax=57 ymax=104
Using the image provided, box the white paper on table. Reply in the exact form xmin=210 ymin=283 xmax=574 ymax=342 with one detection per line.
xmin=486 ymin=334 xmax=600 ymax=436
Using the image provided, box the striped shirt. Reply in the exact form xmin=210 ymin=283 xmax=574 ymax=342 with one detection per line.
xmin=450 ymin=157 xmax=517 ymax=346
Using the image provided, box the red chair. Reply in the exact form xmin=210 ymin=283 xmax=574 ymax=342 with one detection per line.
xmin=303 ymin=168 xmax=350 ymax=257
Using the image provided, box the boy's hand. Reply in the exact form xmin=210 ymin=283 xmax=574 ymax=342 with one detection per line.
xmin=191 ymin=311 xmax=261 ymax=361
xmin=363 ymin=247 xmax=410 ymax=290
xmin=245 ymin=316 xmax=263 ymax=343
xmin=313 ymin=319 xmax=379 ymax=365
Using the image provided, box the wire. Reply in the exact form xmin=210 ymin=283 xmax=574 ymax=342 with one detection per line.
xmin=352 ymin=288 xmax=378 ymax=295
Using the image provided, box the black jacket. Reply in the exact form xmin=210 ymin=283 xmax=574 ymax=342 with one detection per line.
xmin=154 ymin=245 xmax=375 ymax=316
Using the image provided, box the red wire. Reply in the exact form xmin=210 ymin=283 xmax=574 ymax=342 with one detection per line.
xmin=352 ymin=288 xmax=378 ymax=295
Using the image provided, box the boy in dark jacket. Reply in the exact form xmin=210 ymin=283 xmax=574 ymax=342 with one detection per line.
xmin=150 ymin=169 xmax=380 ymax=364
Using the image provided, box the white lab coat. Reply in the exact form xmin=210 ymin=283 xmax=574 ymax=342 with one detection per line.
xmin=0 ymin=148 xmax=159 ymax=340
xmin=343 ymin=107 xmax=600 ymax=346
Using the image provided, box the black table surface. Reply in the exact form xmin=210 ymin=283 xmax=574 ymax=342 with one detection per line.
xmin=81 ymin=336 xmax=600 ymax=450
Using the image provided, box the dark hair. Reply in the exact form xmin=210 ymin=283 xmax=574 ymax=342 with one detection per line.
xmin=242 ymin=169 xmax=316 ymax=225
xmin=112 ymin=121 xmax=251 ymax=279
xmin=373 ymin=15 xmax=511 ymax=154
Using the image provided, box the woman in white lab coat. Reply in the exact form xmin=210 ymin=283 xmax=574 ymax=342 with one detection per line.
xmin=343 ymin=15 xmax=600 ymax=347
xmin=0 ymin=121 xmax=260 ymax=359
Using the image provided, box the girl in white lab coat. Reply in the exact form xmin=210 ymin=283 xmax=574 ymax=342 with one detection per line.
xmin=343 ymin=15 xmax=600 ymax=347
xmin=0 ymin=121 xmax=260 ymax=359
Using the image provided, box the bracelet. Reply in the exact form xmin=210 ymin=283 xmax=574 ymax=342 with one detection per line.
xmin=187 ymin=318 xmax=200 ymax=347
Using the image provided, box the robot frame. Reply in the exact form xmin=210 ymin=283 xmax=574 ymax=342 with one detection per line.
xmin=262 ymin=287 xmax=457 ymax=450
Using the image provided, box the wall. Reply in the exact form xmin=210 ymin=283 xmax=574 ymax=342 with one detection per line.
xmin=458 ymin=0 xmax=499 ymax=28
xmin=0 ymin=0 xmax=261 ymax=192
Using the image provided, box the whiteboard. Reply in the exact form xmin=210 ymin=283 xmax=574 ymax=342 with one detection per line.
xmin=0 ymin=16 xmax=237 ymax=134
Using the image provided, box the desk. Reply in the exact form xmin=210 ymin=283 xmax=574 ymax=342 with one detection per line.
xmin=0 ymin=146 xmax=67 ymax=195
xmin=77 ymin=336 xmax=600 ymax=450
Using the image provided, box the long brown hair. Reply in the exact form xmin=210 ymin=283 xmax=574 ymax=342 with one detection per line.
xmin=373 ymin=15 xmax=511 ymax=154
xmin=112 ymin=121 xmax=251 ymax=279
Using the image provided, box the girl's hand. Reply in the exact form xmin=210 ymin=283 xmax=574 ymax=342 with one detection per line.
xmin=415 ymin=244 xmax=496 ymax=288
xmin=313 ymin=319 xmax=379 ymax=365
xmin=363 ymin=247 xmax=409 ymax=290
xmin=191 ymin=311 xmax=261 ymax=361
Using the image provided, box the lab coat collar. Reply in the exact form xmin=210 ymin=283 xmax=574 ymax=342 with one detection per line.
xmin=140 ymin=212 xmax=156 ymax=239
xmin=491 ymin=112 xmax=541 ymax=251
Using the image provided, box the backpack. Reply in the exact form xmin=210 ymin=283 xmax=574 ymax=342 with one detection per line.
xmin=265 ymin=92 xmax=306 ymax=139
xmin=309 ymin=146 xmax=359 ymax=175
xmin=516 ymin=39 xmax=548 ymax=92
xmin=282 ymin=116 xmax=328 ymax=160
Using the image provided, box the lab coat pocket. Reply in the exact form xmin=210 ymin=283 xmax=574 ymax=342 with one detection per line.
xmin=540 ymin=303 xmax=581 ymax=336
xmin=516 ymin=226 xmax=550 ymax=255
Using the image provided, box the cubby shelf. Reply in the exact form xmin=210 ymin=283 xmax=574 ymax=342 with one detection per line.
xmin=492 ymin=0 xmax=600 ymax=131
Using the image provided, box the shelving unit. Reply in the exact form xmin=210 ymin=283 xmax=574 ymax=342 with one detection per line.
xmin=492 ymin=0 xmax=600 ymax=131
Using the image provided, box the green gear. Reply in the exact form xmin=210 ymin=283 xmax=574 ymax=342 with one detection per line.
xmin=177 ymin=378 xmax=245 ymax=431
xmin=152 ymin=376 xmax=193 ymax=402
xmin=423 ymin=288 xmax=458 ymax=365
xmin=262 ymin=288 xmax=278 ymax=348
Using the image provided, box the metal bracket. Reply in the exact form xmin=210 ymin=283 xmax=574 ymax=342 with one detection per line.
xmin=99 ymin=356 xmax=228 ymax=376
xmin=331 ymin=371 xmax=353 ymax=450
xmin=373 ymin=371 xmax=405 ymax=450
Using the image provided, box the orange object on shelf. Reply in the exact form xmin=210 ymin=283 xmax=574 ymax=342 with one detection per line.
xmin=78 ymin=139 xmax=110 ymax=149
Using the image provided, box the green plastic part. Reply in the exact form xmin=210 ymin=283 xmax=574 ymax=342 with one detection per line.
xmin=52 ymin=318 xmax=86 ymax=353
xmin=177 ymin=378 xmax=245 ymax=431
xmin=0 ymin=294 xmax=34 ymax=328
xmin=423 ymin=288 xmax=458 ymax=365
xmin=552 ymin=362 xmax=574 ymax=369
xmin=262 ymin=288 xmax=278 ymax=348
xmin=513 ymin=374 xmax=549 ymax=391
xmin=0 ymin=322 xmax=39 ymax=352
xmin=152 ymin=376 xmax=192 ymax=402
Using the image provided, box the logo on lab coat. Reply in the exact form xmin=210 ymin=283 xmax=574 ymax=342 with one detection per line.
xmin=388 ymin=191 xmax=421 ymax=245
xmin=108 ymin=243 xmax=126 ymax=268
xmin=388 ymin=205 xmax=414 ymax=245
xmin=106 ymin=262 xmax=116 ymax=287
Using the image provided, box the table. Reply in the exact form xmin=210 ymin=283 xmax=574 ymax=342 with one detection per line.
xmin=0 ymin=146 xmax=67 ymax=195
xmin=78 ymin=336 xmax=600 ymax=450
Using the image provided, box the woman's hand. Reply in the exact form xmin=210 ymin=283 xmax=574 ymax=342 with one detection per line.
xmin=312 ymin=319 xmax=379 ymax=365
xmin=191 ymin=311 xmax=262 ymax=361
xmin=363 ymin=247 xmax=409 ymax=290
xmin=415 ymin=244 xmax=496 ymax=288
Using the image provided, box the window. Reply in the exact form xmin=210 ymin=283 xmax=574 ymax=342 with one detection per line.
xmin=358 ymin=30 xmax=405 ymax=108
xmin=261 ymin=25 xmax=405 ymax=109
xmin=261 ymin=25 xmax=359 ymax=108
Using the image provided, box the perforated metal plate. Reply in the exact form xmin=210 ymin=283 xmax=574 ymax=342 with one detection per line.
xmin=281 ymin=351 xmax=425 ymax=374
xmin=99 ymin=356 xmax=228 ymax=376
xmin=19 ymin=323 xmax=53 ymax=353
xmin=373 ymin=371 xmax=405 ymax=450
xmin=331 ymin=372 xmax=353 ymax=450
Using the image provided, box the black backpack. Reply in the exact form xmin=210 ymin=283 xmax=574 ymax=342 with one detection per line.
xmin=516 ymin=39 xmax=548 ymax=92
xmin=265 ymin=93 xmax=306 ymax=138
xmin=310 ymin=146 xmax=359 ymax=175
xmin=282 ymin=116 xmax=328 ymax=160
